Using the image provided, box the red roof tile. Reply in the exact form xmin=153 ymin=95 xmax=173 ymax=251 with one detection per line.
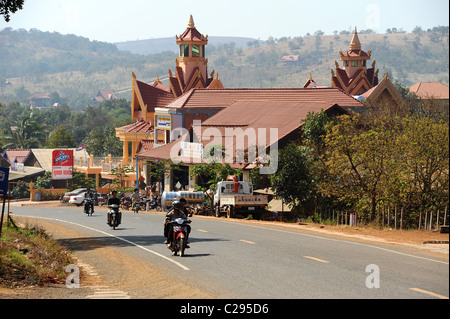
xmin=410 ymin=82 xmax=449 ymax=99
xmin=2 ymin=149 xmax=32 ymax=164
xmin=117 ymin=120 xmax=153 ymax=133
xmin=135 ymin=80 xmax=175 ymax=112
xmin=137 ymin=101 xmax=347 ymax=164
xmin=165 ymin=87 xmax=364 ymax=110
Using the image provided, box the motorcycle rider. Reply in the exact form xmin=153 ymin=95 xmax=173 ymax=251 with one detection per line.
xmin=84 ymin=187 xmax=95 ymax=214
xmin=164 ymin=200 xmax=191 ymax=248
xmin=107 ymin=190 xmax=122 ymax=226
xmin=108 ymin=190 xmax=121 ymax=206
xmin=131 ymin=188 xmax=140 ymax=212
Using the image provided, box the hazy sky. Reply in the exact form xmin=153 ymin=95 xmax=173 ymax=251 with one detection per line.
xmin=1 ymin=0 xmax=448 ymax=43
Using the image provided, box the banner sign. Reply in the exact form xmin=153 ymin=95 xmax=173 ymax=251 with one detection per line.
xmin=155 ymin=114 xmax=172 ymax=129
xmin=52 ymin=150 xmax=73 ymax=180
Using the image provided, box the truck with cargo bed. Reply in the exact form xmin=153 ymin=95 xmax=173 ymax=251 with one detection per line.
xmin=213 ymin=176 xmax=268 ymax=218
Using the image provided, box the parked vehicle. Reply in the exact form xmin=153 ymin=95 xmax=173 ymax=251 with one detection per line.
xmin=97 ymin=193 xmax=108 ymax=206
xmin=120 ymin=196 xmax=131 ymax=210
xmin=148 ymin=195 xmax=162 ymax=211
xmin=167 ymin=218 xmax=191 ymax=257
xmin=68 ymin=189 xmax=99 ymax=206
xmin=161 ymin=191 xmax=204 ymax=210
xmin=107 ymin=204 xmax=121 ymax=230
xmin=84 ymin=198 xmax=94 ymax=216
xmin=214 ymin=175 xmax=268 ymax=219
xmin=64 ymin=188 xmax=87 ymax=204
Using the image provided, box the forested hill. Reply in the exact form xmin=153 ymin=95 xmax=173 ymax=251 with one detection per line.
xmin=0 ymin=27 xmax=448 ymax=110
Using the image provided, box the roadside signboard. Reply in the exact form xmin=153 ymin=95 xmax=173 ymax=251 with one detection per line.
xmin=52 ymin=150 xmax=73 ymax=180
xmin=0 ymin=167 xmax=9 ymax=196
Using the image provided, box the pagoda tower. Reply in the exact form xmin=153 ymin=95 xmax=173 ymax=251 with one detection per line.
xmin=331 ymin=28 xmax=379 ymax=95
xmin=168 ymin=15 xmax=223 ymax=98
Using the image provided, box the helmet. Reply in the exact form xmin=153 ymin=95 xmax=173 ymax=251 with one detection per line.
xmin=134 ymin=188 xmax=139 ymax=192
xmin=172 ymin=201 xmax=182 ymax=209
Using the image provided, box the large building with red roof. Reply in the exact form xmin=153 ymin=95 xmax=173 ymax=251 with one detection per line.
xmin=114 ymin=17 xmax=418 ymax=191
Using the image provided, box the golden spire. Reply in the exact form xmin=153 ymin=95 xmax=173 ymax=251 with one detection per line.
xmin=187 ymin=15 xmax=195 ymax=28
xmin=349 ymin=27 xmax=361 ymax=51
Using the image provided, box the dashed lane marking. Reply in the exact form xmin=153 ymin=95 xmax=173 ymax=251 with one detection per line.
xmin=240 ymin=239 xmax=256 ymax=244
xmin=304 ymin=256 xmax=329 ymax=263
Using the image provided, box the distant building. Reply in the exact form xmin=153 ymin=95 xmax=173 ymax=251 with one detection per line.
xmin=27 ymin=92 xmax=51 ymax=108
xmin=282 ymin=55 xmax=300 ymax=65
xmin=92 ymin=90 xmax=117 ymax=104
xmin=306 ymin=27 xmax=404 ymax=107
xmin=409 ymin=82 xmax=449 ymax=103
xmin=330 ymin=28 xmax=379 ymax=95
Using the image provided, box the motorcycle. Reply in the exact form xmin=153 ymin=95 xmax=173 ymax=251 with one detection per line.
xmin=148 ymin=195 xmax=162 ymax=211
xmin=84 ymin=198 xmax=94 ymax=216
xmin=167 ymin=218 xmax=191 ymax=257
xmin=120 ymin=196 xmax=131 ymax=210
xmin=132 ymin=199 xmax=140 ymax=213
xmin=107 ymin=204 xmax=122 ymax=230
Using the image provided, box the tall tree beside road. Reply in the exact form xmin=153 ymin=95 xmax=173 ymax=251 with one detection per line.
xmin=270 ymin=143 xmax=314 ymax=210
xmin=321 ymin=113 xmax=403 ymax=222
xmin=320 ymin=111 xmax=449 ymax=225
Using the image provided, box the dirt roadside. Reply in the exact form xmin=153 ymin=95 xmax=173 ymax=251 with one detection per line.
xmin=2 ymin=200 xmax=448 ymax=299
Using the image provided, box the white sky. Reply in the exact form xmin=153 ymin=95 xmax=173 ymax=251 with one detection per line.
xmin=1 ymin=0 xmax=448 ymax=43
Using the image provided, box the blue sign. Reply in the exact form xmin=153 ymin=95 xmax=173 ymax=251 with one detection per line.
xmin=0 ymin=167 xmax=9 ymax=196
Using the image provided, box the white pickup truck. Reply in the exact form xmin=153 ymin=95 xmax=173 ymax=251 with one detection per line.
xmin=213 ymin=176 xmax=268 ymax=218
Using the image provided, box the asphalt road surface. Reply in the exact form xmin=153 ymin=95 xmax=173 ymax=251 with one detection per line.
xmin=10 ymin=205 xmax=449 ymax=299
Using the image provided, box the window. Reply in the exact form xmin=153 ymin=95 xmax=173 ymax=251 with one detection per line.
xmin=192 ymin=44 xmax=200 ymax=57
xmin=362 ymin=60 xmax=366 ymax=67
xmin=345 ymin=60 xmax=349 ymax=67
xmin=351 ymin=60 xmax=358 ymax=67
xmin=184 ymin=44 xmax=189 ymax=57
xmin=179 ymin=45 xmax=183 ymax=56
xmin=202 ymin=45 xmax=205 ymax=57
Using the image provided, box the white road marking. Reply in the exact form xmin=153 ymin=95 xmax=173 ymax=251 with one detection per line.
xmin=219 ymin=220 xmax=449 ymax=265
xmin=17 ymin=215 xmax=190 ymax=271
xmin=86 ymin=286 xmax=131 ymax=299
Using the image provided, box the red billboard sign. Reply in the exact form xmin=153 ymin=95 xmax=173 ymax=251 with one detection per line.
xmin=52 ymin=150 xmax=73 ymax=180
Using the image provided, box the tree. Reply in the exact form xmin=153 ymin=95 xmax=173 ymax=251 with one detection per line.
xmin=270 ymin=143 xmax=314 ymax=210
xmin=46 ymin=125 xmax=75 ymax=148
xmin=0 ymin=0 xmax=24 ymax=22
xmin=400 ymin=117 xmax=449 ymax=211
xmin=2 ymin=110 xmax=47 ymax=148
xmin=321 ymin=113 xmax=402 ymax=222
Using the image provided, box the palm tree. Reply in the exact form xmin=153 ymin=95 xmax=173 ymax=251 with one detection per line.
xmin=2 ymin=111 xmax=46 ymax=149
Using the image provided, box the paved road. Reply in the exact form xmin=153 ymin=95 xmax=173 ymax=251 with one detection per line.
xmin=10 ymin=205 xmax=449 ymax=299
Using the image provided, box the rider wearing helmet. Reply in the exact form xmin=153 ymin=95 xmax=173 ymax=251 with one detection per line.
xmin=84 ymin=187 xmax=95 ymax=214
xmin=163 ymin=200 xmax=191 ymax=247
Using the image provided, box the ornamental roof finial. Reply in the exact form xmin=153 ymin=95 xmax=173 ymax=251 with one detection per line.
xmin=188 ymin=15 xmax=195 ymax=29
